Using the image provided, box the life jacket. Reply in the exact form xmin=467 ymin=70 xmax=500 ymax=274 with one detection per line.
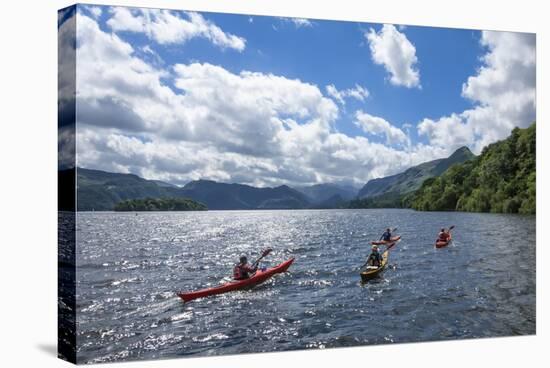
xmin=438 ymin=232 xmax=449 ymax=241
xmin=233 ymin=264 xmax=251 ymax=280
xmin=233 ymin=264 xmax=244 ymax=280
xmin=382 ymin=232 xmax=391 ymax=241
xmin=368 ymin=251 xmax=382 ymax=266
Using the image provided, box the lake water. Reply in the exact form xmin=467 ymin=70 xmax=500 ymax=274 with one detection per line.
xmin=62 ymin=209 xmax=536 ymax=364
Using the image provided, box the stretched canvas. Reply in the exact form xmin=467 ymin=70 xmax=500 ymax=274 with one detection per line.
xmin=58 ymin=3 xmax=536 ymax=364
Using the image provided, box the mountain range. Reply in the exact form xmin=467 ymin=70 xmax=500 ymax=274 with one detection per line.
xmin=61 ymin=146 xmax=474 ymax=211
xmin=70 ymin=168 xmax=323 ymax=211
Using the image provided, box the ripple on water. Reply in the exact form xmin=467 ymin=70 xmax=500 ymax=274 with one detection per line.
xmin=73 ymin=210 xmax=536 ymax=363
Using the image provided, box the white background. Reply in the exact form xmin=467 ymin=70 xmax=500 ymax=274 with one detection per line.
xmin=0 ymin=0 xmax=547 ymax=367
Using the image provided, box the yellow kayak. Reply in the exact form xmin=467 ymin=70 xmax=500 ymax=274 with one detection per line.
xmin=360 ymin=250 xmax=389 ymax=282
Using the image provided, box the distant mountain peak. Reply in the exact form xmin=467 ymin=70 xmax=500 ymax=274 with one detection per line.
xmin=456 ymin=145 xmax=472 ymax=152
xmin=358 ymin=148 xmax=475 ymax=199
xmin=275 ymin=184 xmax=291 ymax=189
xmin=450 ymin=146 xmax=474 ymax=158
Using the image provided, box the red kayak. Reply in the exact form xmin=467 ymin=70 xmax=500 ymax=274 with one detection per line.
xmin=435 ymin=233 xmax=452 ymax=248
xmin=177 ymin=258 xmax=294 ymax=302
xmin=371 ymin=235 xmax=401 ymax=245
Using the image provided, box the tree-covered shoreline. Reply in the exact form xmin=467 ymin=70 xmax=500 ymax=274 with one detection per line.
xmin=409 ymin=123 xmax=535 ymax=214
xmin=114 ymin=198 xmax=207 ymax=212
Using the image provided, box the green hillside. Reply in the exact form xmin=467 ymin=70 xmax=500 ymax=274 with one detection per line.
xmin=350 ymin=146 xmax=475 ymax=208
xmin=357 ymin=146 xmax=475 ymax=199
xmin=75 ymin=168 xmax=179 ymax=211
xmin=409 ymin=123 xmax=535 ymax=214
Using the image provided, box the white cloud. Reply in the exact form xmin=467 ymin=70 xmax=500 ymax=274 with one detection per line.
xmin=417 ymin=113 xmax=475 ymax=149
xmin=290 ymin=18 xmax=313 ymax=28
xmin=417 ymin=31 xmax=535 ymax=153
xmin=106 ymin=7 xmax=246 ymax=51
xmin=366 ymin=24 xmax=420 ymax=88
xmin=87 ymin=6 xmax=102 ymax=19
xmin=326 ymin=84 xmax=369 ymax=105
xmin=73 ymin=13 xmax=447 ymax=188
xmin=326 ymin=85 xmax=345 ymax=105
xmin=140 ymin=44 xmax=164 ymax=65
xmin=346 ymin=85 xmax=370 ymax=101
xmin=280 ymin=17 xmax=313 ymax=28
xmin=354 ymin=110 xmax=408 ymax=144
xmin=171 ymin=62 xmax=339 ymax=155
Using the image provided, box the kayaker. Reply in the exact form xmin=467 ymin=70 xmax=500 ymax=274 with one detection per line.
xmin=380 ymin=228 xmax=392 ymax=242
xmin=438 ymin=228 xmax=451 ymax=242
xmin=233 ymin=256 xmax=258 ymax=280
xmin=366 ymin=245 xmax=383 ymax=268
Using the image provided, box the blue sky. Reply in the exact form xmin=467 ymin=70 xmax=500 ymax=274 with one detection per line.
xmin=58 ymin=5 xmax=536 ymax=187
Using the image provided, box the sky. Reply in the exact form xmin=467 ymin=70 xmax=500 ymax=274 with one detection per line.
xmin=58 ymin=5 xmax=536 ymax=188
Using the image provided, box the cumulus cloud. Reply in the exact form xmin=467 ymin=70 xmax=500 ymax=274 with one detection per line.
xmin=73 ymin=13 xmax=447 ymax=187
xmin=106 ymin=7 xmax=246 ymax=51
xmin=366 ymin=24 xmax=420 ymax=88
xmin=417 ymin=31 xmax=535 ymax=153
xmin=354 ymin=110 xmax=408 ymax=145
xmin=171 ymin=62 xmax=339 ymax=156
xmin=326 ymin=84 xmax=369 ymax=105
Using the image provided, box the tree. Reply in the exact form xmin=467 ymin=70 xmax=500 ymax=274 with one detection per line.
xmin=409 ymin=123 xmax=535 ymax=214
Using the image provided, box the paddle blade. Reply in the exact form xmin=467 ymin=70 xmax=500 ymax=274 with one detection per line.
xmin=449 ymin=225 xmax=455 ymax=231
xmin=261 ymin=248 xmax=273 ymax=257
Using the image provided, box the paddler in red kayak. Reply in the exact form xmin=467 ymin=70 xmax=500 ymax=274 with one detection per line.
xmin=233 ymin=256 xmax=258 ymax=280
xmin=380 ymin=228 xmax=392 ymax=242
xmin=437 ymin=228 xmax=451 ymax=243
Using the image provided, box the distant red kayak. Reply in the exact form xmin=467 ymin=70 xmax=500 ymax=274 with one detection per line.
xmin=371 ymin=236 xmax=401 ymax=245
xmin=435 ymin=233 xmax=452 ymax=248
xmin=177 ymin=258 xmax=294 ymax=302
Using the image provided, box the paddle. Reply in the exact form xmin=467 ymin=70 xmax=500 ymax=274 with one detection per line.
xmin=446 ymin=225 xmax=455 ymax=242
xmin=441 ymin=225 xmax=454 ymax=238
xmin=252 ymin=248 xmax=273 ymax=268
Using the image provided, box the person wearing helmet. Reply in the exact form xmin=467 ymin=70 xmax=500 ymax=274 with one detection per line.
xmin=438 ymin=228 xmax=450 ymax=242
xmin=233 ymin=255 xmax=258 ymax=280
xmin=380 ymin=228 xmax=392 ymax=242
xmin=366 ymin=244 xmax=383 ymax=268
